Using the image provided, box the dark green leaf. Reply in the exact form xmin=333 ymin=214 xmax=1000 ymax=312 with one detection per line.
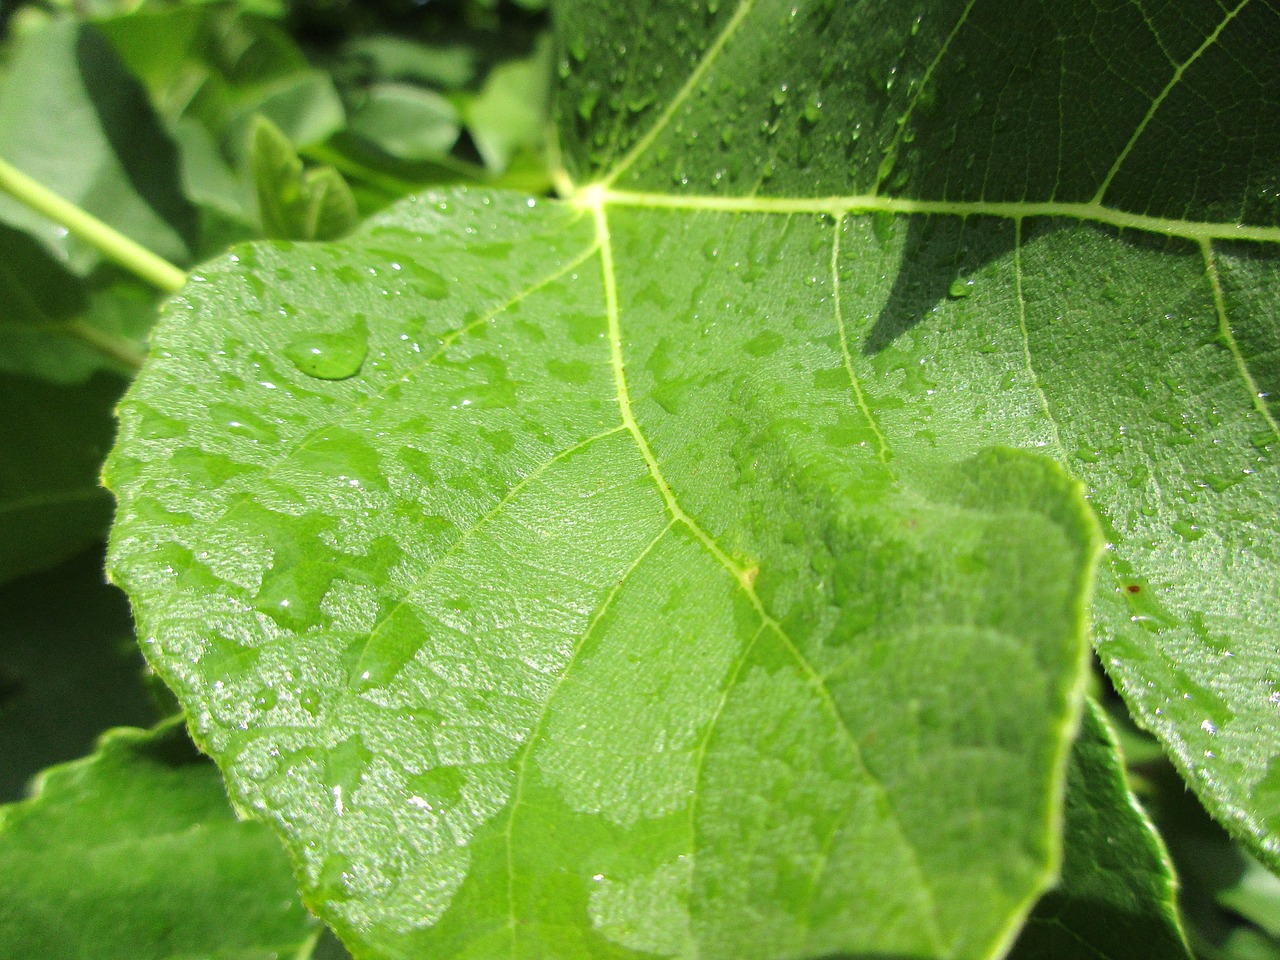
xmin=0 ymin=547 xmax=151 ymax=803
xmin=1011 ymin=699 xmax=1190 ymax=960
xmin=0 ymin=371 xmax=124 ymax=583
xmin=0 ymin=721 xmax=320 ymax=959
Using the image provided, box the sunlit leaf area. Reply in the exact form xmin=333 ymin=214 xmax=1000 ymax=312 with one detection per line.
xmin=1 ymin=1 xmax=1277 ymax=958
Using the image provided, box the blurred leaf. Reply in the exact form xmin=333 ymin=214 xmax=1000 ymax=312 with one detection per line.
xmin=251 ymin=115 xmax=357 ymax=241
xmin=98 ymin=4 xmax=344 ymax=169
xmin=347 ymin=82 xmax=460 ymax=162
xmin=0 ymin=224 xmax=154 ymax=384
xmin=341 ymin=34 xmax=476 ymax=89
xmin=0 ymin=547 xmax=151 ymax=803
xmin=0 ymin=19 xmax=195 ymax=272
xmin=1218 ymin=857 xmax=1280 ymax=940
xmin=0 ymin=372 xmax=125 ymax=583
xmin=0 ymin=720 xmax=320 ymax=959
xmin=1011 ymin=699 xmax=1190 ymax=959
xmin=463 ymin=33 xmax=551 ymax=172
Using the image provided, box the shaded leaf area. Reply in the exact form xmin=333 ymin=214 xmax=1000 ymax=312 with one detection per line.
xmin=1011 ymin=699 xmax=1189 ymax=960
xmin=0 ymin=223 xmax=154 ymax=383
xmin=0 ymin=371 xmax=125 ymax=583
xmin=561 ymin=0 xmax=1279 ymax=226
xmin=108 ymin=190 xmax=1100 ymax=959
xmin=0 ymin=18 xmax=195 ymax=272
xmin=0 ymin=546 xmax=152 ymax=802
xmin=0 ymin=721 xmax=320 ymax=960
xmin=1130 ymin=739 xmax=1280 ymax=960
xmin=556 ymin=0 xmax=1280 ymax=869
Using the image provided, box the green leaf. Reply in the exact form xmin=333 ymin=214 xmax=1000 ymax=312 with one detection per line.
xmin=0 ymin=223 xmax=153 ymax=383
xmin=464 ymin=35 xmax=553 ymax=173
xmin=347 ymin=83 xmax=462 ymax=163
xmin=251 ymin=116 xmax=359 ymax=241
xmin=1011 ymin=698 xmax=1190 ymax=960
xmin=0 ymin=547 xmax=153 ymax=803
xmin=0 ymin=372 xmax=124 ymax=584
xmin=105 ymin=0 xmax=1280 ymax=955
xmin=554 ymin=0 xmax=1280 ymax=870
xmin=0 ymin=721 xmax=320 ymax=959
xmin=1218 ymin=857 xmax=1280 ymax=940
xmin=0 ymin=547 xmax=152 ymax=803
xmin=340 ymin=35 xmax=478 ymax=91
xmin=97 ymin=3 xmax=344 ymax=166
xmin=0 ymin=19 xmax=196 ymax=272
xmin=109 ymin=187 xmax=1102 ymax=958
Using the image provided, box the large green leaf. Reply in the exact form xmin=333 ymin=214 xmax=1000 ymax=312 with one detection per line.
xmin=553 ymin=0 xmax=1280 ymax=867
xmin=1011 ymin=698 xmax=1189 ymax=960
xmin=105 ymin=0 xmax=1279 ymax=956
xmin=0 ymin=721 xmax=320 ymax=959
xmin=109 ymin=189 xmax=1101 ymax=958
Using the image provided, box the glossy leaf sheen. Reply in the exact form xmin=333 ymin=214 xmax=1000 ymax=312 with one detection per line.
xmin=0 ymin=722 xmax=318 ymax=959
xmin=107 ymin=0 xmax=1280 ymax=957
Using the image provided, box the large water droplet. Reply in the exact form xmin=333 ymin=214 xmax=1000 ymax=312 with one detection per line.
xmin=285 ymin=321 xmax=368 ymax=380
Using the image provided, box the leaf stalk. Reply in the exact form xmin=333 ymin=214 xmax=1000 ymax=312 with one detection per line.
xmin=0 ymin=158 xmax=187 ymax=294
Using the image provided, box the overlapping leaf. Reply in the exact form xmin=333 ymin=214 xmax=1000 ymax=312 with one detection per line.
xmin=0 ymin=722 xmax=319 ymax=959
xmin=107 ymin=0 xmax=1279 ymax=957
xmin=1011 ymin=699 xmax=1189 ymax=960
xmin=556 ymin=0 xmax=1280 ymax=865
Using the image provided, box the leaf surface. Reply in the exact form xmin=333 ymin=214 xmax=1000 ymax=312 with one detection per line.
xmin=0 ymin=722 xmax=319 ymax=959
xmin=109 ymin=186 xmax=1101 ymax=959
xmin=1011 ymin=698 xmax=1190 ymax=960
xmin=106 ymin=0 xmax=1280 ymax=956
xmin=555 ymin=0 xmax=1280 ymax=867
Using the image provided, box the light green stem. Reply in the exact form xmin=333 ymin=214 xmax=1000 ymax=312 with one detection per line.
xmin=0 ymin=158 xmax=187 ymax=294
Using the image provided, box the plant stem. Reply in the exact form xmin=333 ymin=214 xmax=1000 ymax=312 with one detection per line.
xmin=0 ymin=158 xmax=187 ymax=294
xmin=66 ymin=319 xmax=146 ymax=372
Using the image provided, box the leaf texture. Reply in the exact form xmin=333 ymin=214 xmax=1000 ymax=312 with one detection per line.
xmin=107 ymin=0 xmax=1280 ymax=956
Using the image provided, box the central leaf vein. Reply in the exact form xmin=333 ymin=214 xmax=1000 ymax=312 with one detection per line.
xmin=592 ymin=196 xmax=947 ymax=950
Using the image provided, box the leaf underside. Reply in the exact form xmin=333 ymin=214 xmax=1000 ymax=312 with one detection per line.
xmin=107 ymin=0 xmax=1280 ymax=958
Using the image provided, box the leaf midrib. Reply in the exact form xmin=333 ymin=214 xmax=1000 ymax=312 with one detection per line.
xmin=590 ymin=197 xmax=951 ymax=954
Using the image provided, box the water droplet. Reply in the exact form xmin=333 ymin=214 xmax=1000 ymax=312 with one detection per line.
xmin=948 ymin=277 xmax=974 ymax=298
xmin=285 ymin=321 xmax=368 ymax=380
